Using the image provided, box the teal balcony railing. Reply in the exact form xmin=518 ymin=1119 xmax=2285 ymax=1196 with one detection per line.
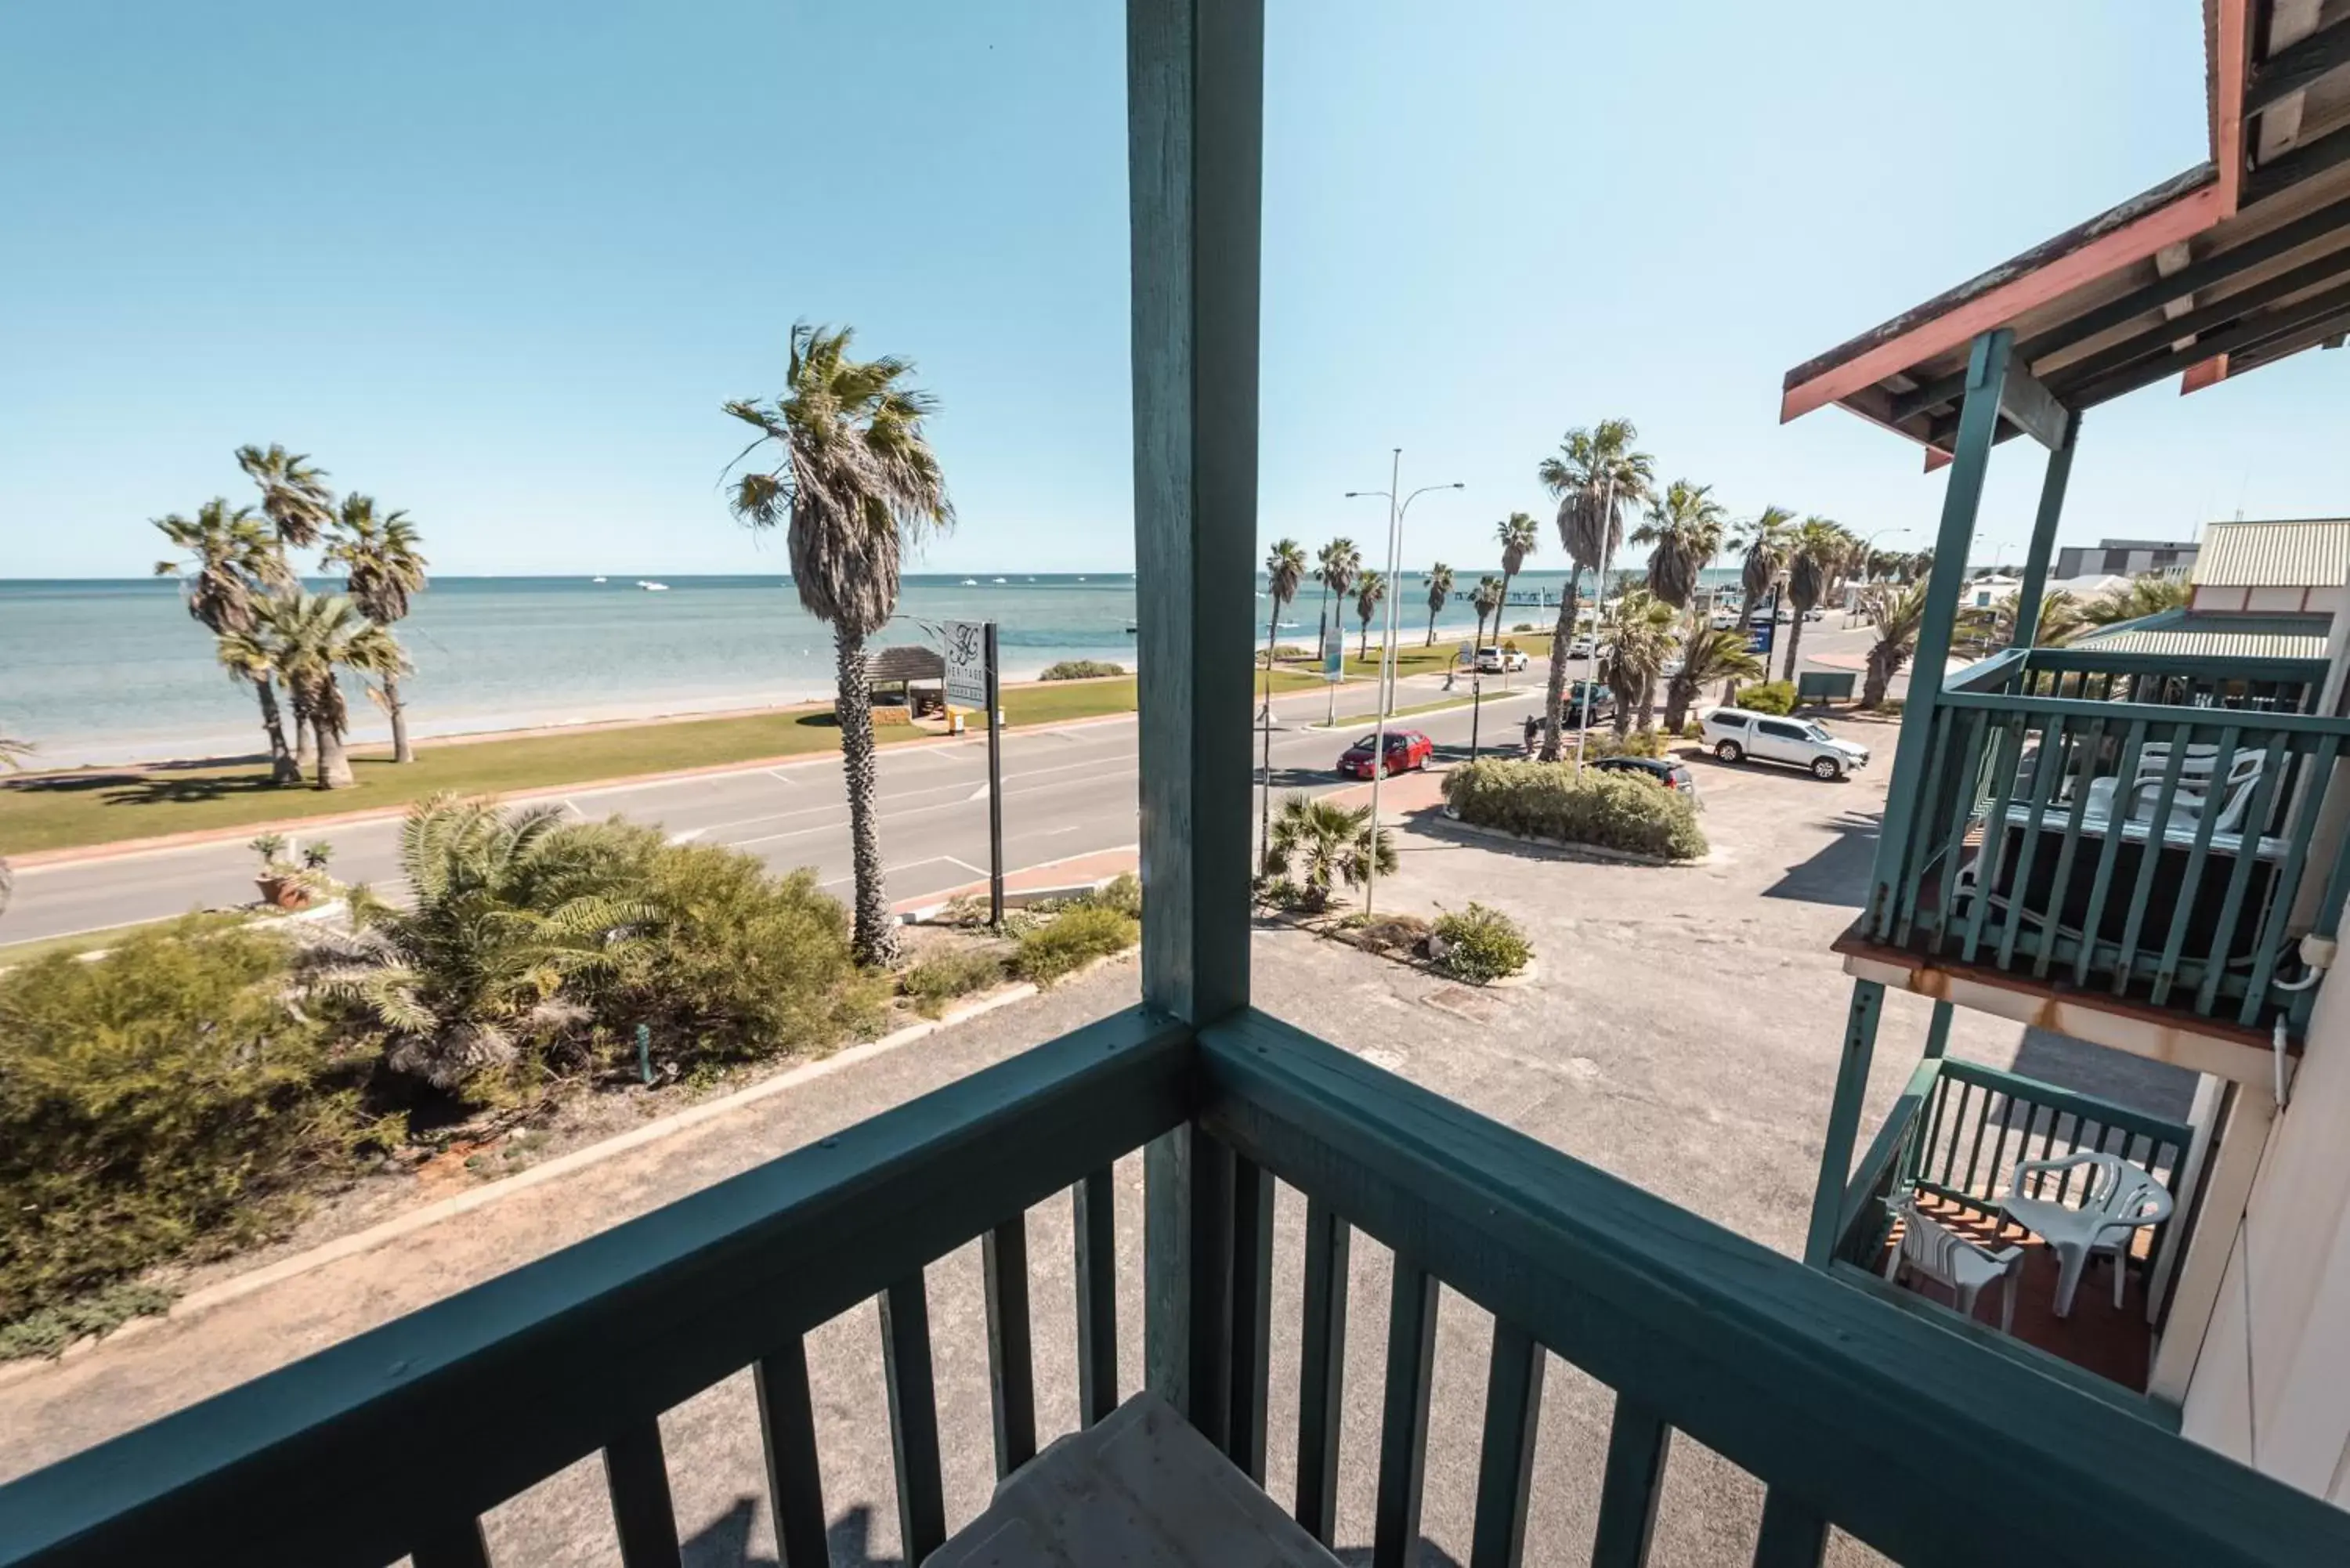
xmin=3 ymin=1006 xmax=2343 ymax=1568
xmin=1864 ymin=645 xmax=2350 ymax=1032
xmin=1835 ymin=1056 xmax=2194 ymax=1279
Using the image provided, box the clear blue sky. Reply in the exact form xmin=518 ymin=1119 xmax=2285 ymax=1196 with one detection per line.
xmin=2 ymin=2 xmax=2341 ymax=580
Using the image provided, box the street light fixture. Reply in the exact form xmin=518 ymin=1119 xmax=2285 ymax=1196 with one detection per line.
xmin=1343 ymin=454 xmax=1463 ymax=916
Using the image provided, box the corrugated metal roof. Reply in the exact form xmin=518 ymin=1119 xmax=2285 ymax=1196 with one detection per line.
xmin=2193 ymin=519 xmax=2350 ymax=588
xmin=2073 ymin=608 xmax=2330 ymax=659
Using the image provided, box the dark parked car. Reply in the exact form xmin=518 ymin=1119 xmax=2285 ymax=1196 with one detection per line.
xmin=1594 ymin=754 xmax=1700 ymax=800
xmin=1564 ymin=681 xmax=1616 ymax=727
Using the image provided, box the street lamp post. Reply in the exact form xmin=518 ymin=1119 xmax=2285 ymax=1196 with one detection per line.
xmin=1345 ymin=457 xmax=1462 ymax=916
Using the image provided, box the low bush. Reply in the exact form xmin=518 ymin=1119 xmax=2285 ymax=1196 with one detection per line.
xmin=900 ymin=946 xmax=1009 ymax=1017
xmin=1443 ymin=759 xmax=1707 ymax=862
xmin=1014 ymin=904 xmax=1140 ymax=986
xmin=1347 ymin=912 xmax=1431 ymax=956
xmin=1079 ymin=871 xmax=1143 ymax=919
xmin=1430 ymin=903 xmax=1533 ymax=983
xmin=1039 ymin=659 xmax=1126 ymax=681
xmin=1577 ymin=728 xmax=1668 ymax=761
xmin=1740 ymin=681 xmax=1798 ymax=716
xmin=0 ymin=919 xmax=366 ymax=1331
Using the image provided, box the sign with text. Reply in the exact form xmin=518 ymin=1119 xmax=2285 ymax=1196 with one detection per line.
xmin=1322 ymin=625 xmax=1345 ymax=681
xmin=944 ymin=620 xmax=990 ymax=709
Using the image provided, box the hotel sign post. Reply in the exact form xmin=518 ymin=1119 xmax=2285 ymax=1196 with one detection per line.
xmin=944 ymin=620 xmax=1004 ymax=923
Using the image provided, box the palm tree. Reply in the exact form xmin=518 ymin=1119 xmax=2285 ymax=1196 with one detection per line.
xmin=2081 ymin=574 xmax=2191 ymax=628
xmin=1601 ymin=588 xmax=1679 ymax=735
xmin=1495 ymin=511 xmax=1538 ymax=634
xmin=1314 ymin=538 xmax=1361 ymax=668
xmin=722 ymin=323 xmax=953 ymax=966
xmin=1354 ymin=570 xmax=1387 ymax=662
xmin=1860 ymin=577 xmax=1932 ymax=708
xmin=296 ymin=795 xmax=646 ymax=1089
xmin=1734 ymin=505 xmax=1795 ymax=613
xmin=1632 ymin=480 xmax=1729 ymax=609
xmin=236 ymin=443 xmax=337 ymax=549
xmin=1261 ymin=793 xmax=1397 ymax=912
xmin=1961 ymin=588 xmax=2084 ymax=655
xmin=1260 ymin=538 xmax=1307 ymax=863
xmin=1471 ymin=574 xmax=1506 ymax=646
xmin=1423 ymin=563 xmax=1455 ymax=645
xmin=1536 ymin=421 xmax=1654 ymax=759
xmin=255 ymin=591 xmax=408 ymax=789
xmin=1780 ymin=516 xmax=1843 ymax=682
xmin=324 ymin=495 xmax=429 ymax=762
xmin=153 ymin=499 xmax=302 ymax=782
xmin=1663 ymin=624 xmax=1766 ymax=734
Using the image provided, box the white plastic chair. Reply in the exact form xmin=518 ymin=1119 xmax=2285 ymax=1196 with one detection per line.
xmin=1882 ymin=1192 xmax=2025 ymax=1333
xmin=1999 ymin=1151 xmax=2174 ymax=1318
xmin=2082 ymin=743 xmax=2264 ymax=836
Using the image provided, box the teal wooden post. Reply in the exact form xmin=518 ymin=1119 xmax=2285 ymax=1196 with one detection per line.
xmin=2008 ymin=409 xmax=2081 ymax=649
xmin=1863 ymin=328 xmax=2016 ymax=934
xmin=1126 ymin=0 xmax=1264 ymax=1427
xmin=1920 ymin=999 xmax=1954 ymax=1060
xmin=1802 ymin=981 xmax=1883 ymax=1268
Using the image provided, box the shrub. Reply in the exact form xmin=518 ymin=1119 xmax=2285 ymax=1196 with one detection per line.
xmin=1261 ymin=794 xmax=1397 ymax=912
xmin=1430 ymin=903 xmax=1533 ymax=982
xmin=900 ymin=946 xmax=1009 ymax=1017
xmin=0 ymin=919 xmax=363 ymax=1329
xmin=1741 ymin=680 xmax=1798 ymax=716
xmin=1347 ymin=912 xmax=1431 ymax=956
xmin=1014 ymin=904 xmax=1140 ymax=986
xmin=619 ymin=844 xmax=884 ymax=1066
xmin=1578 ymin=728 xmax=1667 ymax=761
xmin=1442 ymin=759 xmax=1707 ymax=862
xmin=1079 ymin=872 xmax=1142 ymax=920
xmin=1039 ymin=659 xmax=1126 ymax=681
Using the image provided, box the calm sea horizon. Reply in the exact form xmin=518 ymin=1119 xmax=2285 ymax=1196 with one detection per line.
xmin=0 ymin=566 xmax=1738 ymax=766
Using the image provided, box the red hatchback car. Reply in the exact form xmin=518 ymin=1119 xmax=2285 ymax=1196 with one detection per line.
xmin=1338 ymin=728 xmax=1434 ymax=779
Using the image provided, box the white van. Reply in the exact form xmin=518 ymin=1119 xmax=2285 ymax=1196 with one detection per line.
xmin=1701 ymin=706 xmax=1871 ymax=781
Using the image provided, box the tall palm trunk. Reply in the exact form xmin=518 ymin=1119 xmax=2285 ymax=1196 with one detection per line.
xmin=1426 ymin=604 xmax=1439 ymax=646
xmin=252 ymin=674 xmax=301 ymax=784
xmin=290 ymin=693 xmax=316 ymax=773
xmin=834 ymin=628 xmax=899 ymax=966
xmin=1539 ymin=570 xmax=1581 ymax=761
xmin=1781 ymin=613 xmax=1805 ymax=684
xmin=315 ymin=710 xmax=355 ymax=789
xmin=1260 ymin=597 xmax=1283 ymax=867
xmin=384 ymin=673 xmax=414 ymax=764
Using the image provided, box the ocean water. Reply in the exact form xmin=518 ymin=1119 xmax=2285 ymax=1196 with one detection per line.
xmin=0 ymin=566 xmax=1738 ymax=765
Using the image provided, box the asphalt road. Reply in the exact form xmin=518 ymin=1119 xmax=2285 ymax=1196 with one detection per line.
xmin=3 ymin=615 xmax=1896 ymax=946
xmin=0 ymin=669 xmax=1562 ymax=945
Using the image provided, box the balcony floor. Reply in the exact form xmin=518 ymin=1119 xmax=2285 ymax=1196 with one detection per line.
xmin=1879 ymin=1193 xmax=2154 ymax=1392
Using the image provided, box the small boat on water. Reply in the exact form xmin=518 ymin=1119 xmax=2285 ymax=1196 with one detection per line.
xmin=638 ymin=580 xmax=670 ymax=591
xmin=961 ymin=577 xmax=980 ymax=586
xmin=591 ymin=575 xmax=607 ymax=583
xmin=1125 ymin=623 xmax=1137 ymax=634
xmin=992 ymin=576 xmax=1007 ymax=583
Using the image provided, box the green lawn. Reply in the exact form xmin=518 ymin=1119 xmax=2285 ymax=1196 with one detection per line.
xmin=0 ymin=668 xmax=1335 ymax=855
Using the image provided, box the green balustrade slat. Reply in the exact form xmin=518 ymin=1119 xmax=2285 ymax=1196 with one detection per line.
xmin=1293 ymin=1198 xmax=1350 ymax=1545
xmin=1752 ymin=1490 xmax=1830 ymax=1567
xmin=2030 ymin=716 xmax=2109 ymax=977
xmin=1372 ymin=1260 xmax=1441 ymax=1568
xmin=2240 ymin=734 xmax=2343 ymax=1025
xmin=1994 ymin=713 xmax=2072 ymax=968
xmin=1589 ymin=1395 xmax=1673 ymax=1568
xmin=880 ymin=1275 xmax=947 ymax=1563
xmin=1469 ymin=1321 xmax=1546 ymax=1568
xmin=2110 ymin=721 xmax=2197 ymax=995
xmin=412 ymin=1520 xmax=492 ymax=1568
xmin=602 ymin=1421 xmax=682 ymax=1568
xmin=1925 ymin=710 xmax=1995 ymax=947
xmin=2197 ymin=734 xmax=2294 ymax=1013
xmin=1227 ymin=1154 xmax=1276 ymax=1483
xmin=1893 ymin=706 xmax=1958 ymax=943
xmin=754 ymin=1338 xmax=828 ymax=1568
xmin=2073 ymin=718 xmax=2151 ymax=986
xmin=981 ymin=1216 xmax=1038 ymax=1480
xmin=1073 ymin=1168 xmax=1119 ymax=1426
xmin=2149 ymin=723 xmax=2243 ymax=1006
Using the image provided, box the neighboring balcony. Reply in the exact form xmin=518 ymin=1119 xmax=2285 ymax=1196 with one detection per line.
xmin=1839 ymin=645 xmax=2350 ymax=1075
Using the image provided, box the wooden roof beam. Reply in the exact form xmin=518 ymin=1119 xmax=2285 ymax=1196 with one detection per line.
xmin=2247 ymin=117 xmax=2350 ymax=202
xmin=2062 ymin=277 xmax=2350 ymax=405
xmin=2041 ymin=246 xmax=2350 ymax=391
xmin=2248 ymin=16 xmax=2350 ymax=114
